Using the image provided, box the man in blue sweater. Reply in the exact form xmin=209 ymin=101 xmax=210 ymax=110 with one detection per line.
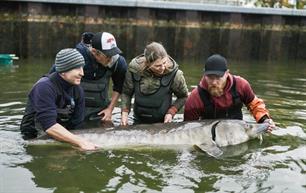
xmin=20 ymin=48 xmax=97 ymax=150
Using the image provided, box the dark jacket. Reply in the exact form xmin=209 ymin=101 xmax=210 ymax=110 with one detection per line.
xmin=20 ymin=73 xmax=85 ymax=139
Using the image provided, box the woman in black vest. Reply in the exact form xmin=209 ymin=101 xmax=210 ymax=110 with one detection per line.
xmin=120 ymin=42 xmax=188 ymax=125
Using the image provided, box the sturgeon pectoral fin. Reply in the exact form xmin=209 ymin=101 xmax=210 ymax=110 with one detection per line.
xmin=193 ymin=143 xmax=223 ymax=158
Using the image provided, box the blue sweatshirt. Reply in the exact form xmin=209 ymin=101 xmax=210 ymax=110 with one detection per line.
xmin=27 ymin=73 xmax=85 ymax=130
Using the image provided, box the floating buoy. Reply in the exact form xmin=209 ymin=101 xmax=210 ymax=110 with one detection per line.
xmin=0 ymin=54 xmax=19 ymax=65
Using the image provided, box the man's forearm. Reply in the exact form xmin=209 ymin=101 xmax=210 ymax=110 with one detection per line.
xmin=172 ymin=97 xmax=187 ymax=113
xmin=108 ymin=91 xmax=120 ymax=110
xmin=120 ymin=93 xmax=132 ymax=113
xmin=46 ymin=123 xmax=83 ymax=147
xmin=247 ymin=96 xmax=271 ymax=122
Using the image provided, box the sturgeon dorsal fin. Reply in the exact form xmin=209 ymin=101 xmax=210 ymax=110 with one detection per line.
xmin=193 ymin=142 xmax=223 ymax=158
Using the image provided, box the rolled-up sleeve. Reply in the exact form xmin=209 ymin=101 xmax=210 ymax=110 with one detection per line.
xmin=121 ymin=71 xmax=134 ymax=112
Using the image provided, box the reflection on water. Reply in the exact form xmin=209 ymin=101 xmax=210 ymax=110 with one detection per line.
xmin=1 ymin=58 xmax=306 ymax=193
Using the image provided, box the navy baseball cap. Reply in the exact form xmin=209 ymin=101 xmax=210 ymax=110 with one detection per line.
xmin=203 ymin=54 xmax=228 ymax=77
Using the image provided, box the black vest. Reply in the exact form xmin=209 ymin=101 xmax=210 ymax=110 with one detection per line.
xmin=81 ymin=69 xmax=112 ymax=109
xmin=77 ymin=43 xmax=113 ymax=109
xmin=198 ymin=77 xmax=243 ymax=120
xmin=132 ymin=69 xmax=178 ymax=123
xmin=20 ymin=73 xmax=80 ymax=139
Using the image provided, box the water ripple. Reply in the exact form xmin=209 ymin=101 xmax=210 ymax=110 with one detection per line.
xmin=0 ymin=130 xmax=31 ymax=166
xmin=0 ymin=102 xmax=23 ymax=108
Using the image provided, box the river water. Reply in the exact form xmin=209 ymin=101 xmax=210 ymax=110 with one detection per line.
xmin=0 ymin=58 xmax=306 ymax=193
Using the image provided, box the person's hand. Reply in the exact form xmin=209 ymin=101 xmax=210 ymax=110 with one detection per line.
xmin=121 ymin=112 xmax=129 ymax=126
xmin=78 ymin=139 xmax=98 ymax=151
xmin=164 ymin=114 xmax=173 ymax=123
xmin=264 ymin=118 xmax=275 ymax=133
xmin=98 ymin=107 xmax=112 ymax=121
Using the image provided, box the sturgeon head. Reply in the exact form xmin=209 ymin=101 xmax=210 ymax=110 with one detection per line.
xmin=214 ymin=120 xmax=269 ymax=146
xmin=194 ymin=120 xmax=269 ymax=158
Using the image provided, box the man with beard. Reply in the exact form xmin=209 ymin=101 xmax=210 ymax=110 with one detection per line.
xmin=184 ymin=54 xmax=275 ymax=132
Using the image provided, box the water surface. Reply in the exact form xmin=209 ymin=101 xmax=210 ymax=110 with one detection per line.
xmin=0 ymin=58 xmax=306 ymax=193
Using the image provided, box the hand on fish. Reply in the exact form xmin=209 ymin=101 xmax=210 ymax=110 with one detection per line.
xmin=78 ymin=139 xmax=99 ymax=151
xmin=121 ymin=111 xmax=129 ymax=126
xmin=164 ymin=114 xmax=173 ymax=123
xmin=264 ymin=119 xmax=275 ymax=133
xmin=98 ymin=107 xmax=112 ymax=121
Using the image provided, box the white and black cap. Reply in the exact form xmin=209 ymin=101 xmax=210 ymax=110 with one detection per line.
xmin=91 ymin=32 xmax=122 ymax=57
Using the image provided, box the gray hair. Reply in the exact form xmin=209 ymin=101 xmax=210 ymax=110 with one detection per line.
xmin=144 ymin=42 xmax=168 ymax=65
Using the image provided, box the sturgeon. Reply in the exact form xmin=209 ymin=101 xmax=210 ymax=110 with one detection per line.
xmin=33 ymin=120 xmax=269 ymax=158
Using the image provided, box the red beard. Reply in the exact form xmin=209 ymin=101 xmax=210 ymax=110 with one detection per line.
xmin=208 ymin=85 xmax=224 ymax=97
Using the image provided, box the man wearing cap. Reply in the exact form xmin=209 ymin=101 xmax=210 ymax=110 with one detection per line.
xmin=76 ymin=32 xmax=127 ymax=121
xmin=20 ymin=48 xmax=97 ymax=150
xmin=184 ymin=54 xmax=275 ymax=132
